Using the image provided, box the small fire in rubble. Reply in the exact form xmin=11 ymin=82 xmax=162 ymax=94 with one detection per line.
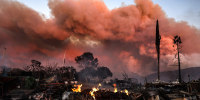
xmin=124 ymin=89 xmax=129 ymax=95
xmin=90 ymin=87 xmax=99 ymax=100
xmin=89 ymin=83 xmax=102 ymax=100
xmin=72 ymin=84 xmax=82 ymax=92
xmin=113 ymin=84 xmax=117 ymax=93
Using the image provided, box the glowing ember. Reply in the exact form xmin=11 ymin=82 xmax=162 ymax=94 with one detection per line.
xmin=113 ymin=83 xmax=116 ymax=87
xmin=124 ymin=89 xmax=129 ymax=95
xmin=72 ymin=84 xmax=82 ymax=92
xmin=114 ymin=88 xmax=117 ymax=93
xmin=98 ymin=83 xmax=102 ymax=87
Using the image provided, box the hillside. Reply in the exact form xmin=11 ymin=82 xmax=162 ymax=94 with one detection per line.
xmin=146 ymin=67 xmax=200 ymax=82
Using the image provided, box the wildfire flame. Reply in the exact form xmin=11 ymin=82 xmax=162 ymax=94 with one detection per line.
xmin=124 ymin=89 xmax=129 ymax=95
xmin=72 ymin=84 xmax=82 ymax=92
xmin=98 ymin=83 xmax=101 ymax=87
xmin=90 ymin=87 xmax=99 ymax=100
xmin=89 ymin=83 xmax=102 ymax=100
xmin=113 ymin=84 xmax=117 ymax=93
xmin=114 ymin=88 xmax=117 ymax=93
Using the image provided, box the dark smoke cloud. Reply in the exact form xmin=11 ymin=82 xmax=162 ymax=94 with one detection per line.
xmin=0 ymin=0 xmax=200 ymax=76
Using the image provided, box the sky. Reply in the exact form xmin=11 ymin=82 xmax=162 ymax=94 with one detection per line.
xmin=15 ymin=0 xmax=200 ymax=29
xmin=1 ymin=0 xmax=200 ymax=77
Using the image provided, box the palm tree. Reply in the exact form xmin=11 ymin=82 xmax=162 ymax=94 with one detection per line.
xmin=173 ymin=35 xmax=182 ymax=83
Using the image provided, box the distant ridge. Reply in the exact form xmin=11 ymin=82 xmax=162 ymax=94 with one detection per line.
xmin=146 ymin=67 xmax=200 ymax=82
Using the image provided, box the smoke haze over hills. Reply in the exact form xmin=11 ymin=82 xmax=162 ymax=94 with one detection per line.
xmin=0 ymin=0 xmax=200 ymax=77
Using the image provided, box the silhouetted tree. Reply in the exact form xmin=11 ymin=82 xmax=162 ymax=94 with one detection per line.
xmin=25 ymin=60 xmax=45 ymax=79
xmin=10 ymin=68 xmax=32 ymax=76
xmin=25 ymin=76 xmax=35 ymax=89
xmin=25 ymin=60 xmax=43 ymax=72
xmin=97 ymin=66 xmax=112 ymax=80
xmin=57 ymin=66 xmax=77 ymax=81
xmin=76 ymin=52 xmax=113 ymax=83
xmin=173 ymin=35 xmax=182 ymax=83
xmin=1 ymin=67 xmax=7 ymax=76
xmin=75 ymin=52 xmax=98 ymax=68
xmin=78 ymin=67 xmax=97 ymax=82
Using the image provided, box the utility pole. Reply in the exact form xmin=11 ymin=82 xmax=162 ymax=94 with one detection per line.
xmin=63 ymin=48 xmax=67 ymax=66
xmin=2 ymin=48 xmax=6 ymax=58
xmin=2 ymin=48 xmax=7 ymax=66
xmin=173 ymin=35 xmax=182 ymax=83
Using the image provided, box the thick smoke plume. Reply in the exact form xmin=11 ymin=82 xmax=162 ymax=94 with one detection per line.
xmin=0 ymin=0 xmax=200 ymax=76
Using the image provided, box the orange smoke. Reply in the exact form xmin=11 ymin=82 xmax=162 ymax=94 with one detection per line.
xmin=0 ymin=0 xmax=200 ymax=75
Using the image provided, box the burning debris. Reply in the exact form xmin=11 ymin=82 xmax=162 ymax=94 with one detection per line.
xmin=124 ymin=89 xmax=129 ymax=95
xmin=89 ymin=83 xmax=102 ymax=99
xmin=72 ymin=84 xmax=82 ymax=93
xmin=68 ymin=83 xmax=134 ymax=100
xmin=90 ymin=87 xmax=99 ymax=99
xmin=1 ymin=48 xmax=199 ymax=100
xmin=113 ymin=83 xmax=118 ymax=93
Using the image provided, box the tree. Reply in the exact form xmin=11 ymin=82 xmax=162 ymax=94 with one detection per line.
xmin=25 ymin=76 xmax=35 ymax=89
xmin=26 ymin=60 xmax=43 ymax=72
xmin=173 ymin=35 xmax=182 ymax=83
xmin=57 ymin=66 xmax=77 ymax=81
xmin=25 ymin=60 xmax=45 ymax=79
xmin=78 ymin=67 xmax=97 ymax=82
xmin=97 ymin=66 xmax=112 ymax=80
xmin=1 ymin=67 xmax=7 ymax=76
xmin=75 ymin=52 xmax=98 ymax=68
xmin=75 ymin=52 xmax=113 ymax=83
